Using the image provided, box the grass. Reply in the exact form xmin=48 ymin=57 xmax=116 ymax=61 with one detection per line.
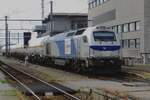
xmin=0 ymin=90 xmax=29 ymax=100
xmin=0 ymin=80 xmax=10 ymax=84
xmin=0 ymin=90 xmax=17 ymax=96
xmin=0 ymin=77 xmax=16 ymax=84
xmin=141 ymin=72 xmax=150 ymax=80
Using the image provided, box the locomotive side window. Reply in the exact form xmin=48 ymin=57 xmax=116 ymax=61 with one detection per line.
xmin=66 ymin=32 xmax=75 ymax=37
xmin=82 ymin=36 xmax=88 ymax=43
xmin=93 ymin=31 xmax=116 ymax=41
xmin=75 ymin=29 xmax=85 ymax=36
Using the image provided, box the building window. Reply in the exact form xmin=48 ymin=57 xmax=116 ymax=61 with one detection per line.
xmin=123 ymin=23 xmax=129 ymax=32
xmin=135 ymin=38 xmax=140 ymax=48
xmin=128 ymin=40 xmax=130 ymax=48
xmin=135 ymin=21 xmax=140 ymax=31
xmin=112 ymin=21 xmax=140 ymax=33
xmin=129 ymin=39 xmax=136 ymax=48
xmin=122 ymin=39 xmax=128 ymax=48
xmin=121 ymin=40 xmax=124 ymax=48
xmin=122 ymin=39 xmax=140 ymax=49
xmin=118 ymin=25 xmax=122 ymax=33
xmin=129 ymin=22 xmax=135 ymax=32
xmin=88 ymin=0 xmax=109 ymax=9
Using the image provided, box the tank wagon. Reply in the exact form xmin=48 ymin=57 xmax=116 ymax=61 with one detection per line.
xmin=2 ymin=26 xmax=122 ymax=74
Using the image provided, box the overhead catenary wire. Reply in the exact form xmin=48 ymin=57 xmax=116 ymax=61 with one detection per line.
xmin=0 ymin=18 xmax=43 ymax=32
xmin=0 ymin=29 xmax=38 ymax=31
xmin=0 ymin=19 xmax=43 ymax=21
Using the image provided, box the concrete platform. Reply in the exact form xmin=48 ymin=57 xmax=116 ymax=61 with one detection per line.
xmin=0 ymin=56 xmax=150 ymax=99
xmin=0 ymin=70 xmax=20 ymax=100
xmin=123 ymin=65 xmax=150 ymax=72
xmin=122 ymin=65 xmax=150 ymax=80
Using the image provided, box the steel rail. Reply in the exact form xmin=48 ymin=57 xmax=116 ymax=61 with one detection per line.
xmin=12 ymin=65 xmax=80 ymax=100
xmin=0 ymin=62 xmax=80 ymax=100
xmin=0 ymin=66 xmax=41 ymax=100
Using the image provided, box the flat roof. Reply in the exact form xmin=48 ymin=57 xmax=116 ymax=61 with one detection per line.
xmin=43 ymin=12 xmax=88 ymax=23
xmin=50 ymin=13 xmax=87 ymax=16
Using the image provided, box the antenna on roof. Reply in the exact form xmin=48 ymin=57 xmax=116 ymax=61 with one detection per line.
xmin=41 ymin=0 xmax=45 ymax=20
xmin=50 ymin=1 xmax=53 ymax=36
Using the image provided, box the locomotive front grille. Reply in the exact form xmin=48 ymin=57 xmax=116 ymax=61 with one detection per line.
xmin=88 ymin=57 xmax=122 ymax=67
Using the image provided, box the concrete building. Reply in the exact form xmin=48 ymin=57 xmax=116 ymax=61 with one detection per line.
xmin=88 ymin=0 xmax=150 ymax=64
xmin=43 ymin=13 xmax=88 ymax=36
xmin=33 ymin=25 xmax=46 ymax=37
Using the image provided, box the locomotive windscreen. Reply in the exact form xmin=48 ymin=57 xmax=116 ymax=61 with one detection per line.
xmin=93 ymin=31 xmax=116 ymax=42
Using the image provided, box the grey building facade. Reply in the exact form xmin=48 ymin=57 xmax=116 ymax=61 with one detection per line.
xmin=33 ymin=25 xmax=46 ymax=37
xmin=43 ymin=13 xmax=88 ymax=36
xmin=88 ymin=0 xmax=150 ymax=64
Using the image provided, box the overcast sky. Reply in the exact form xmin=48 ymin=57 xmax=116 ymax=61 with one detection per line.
xmin=0 ymin=0 xmax=88 ymax=45
xmin=0 ymin=0 xmax=88 ymax=31
xmin=0 ymin=0 xmax=88 ymax=19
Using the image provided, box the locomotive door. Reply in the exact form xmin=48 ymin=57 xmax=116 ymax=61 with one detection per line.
xmin=80 ymin=36 xmax=89 ymax=58
xmin=76 ymin=38 xmax=81 ymax=58
xmin=45 ymin=43 xmax=51 ymax=56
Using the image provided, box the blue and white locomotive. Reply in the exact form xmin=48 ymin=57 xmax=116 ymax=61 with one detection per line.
xmin=42 ymin=26 xmax=122 ymax=73
xmin=2 ymin=26 xmax=122 ymax=74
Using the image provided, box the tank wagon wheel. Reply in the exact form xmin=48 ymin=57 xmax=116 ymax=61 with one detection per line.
xmin=70 ymin=60 xmax=79 ymax=73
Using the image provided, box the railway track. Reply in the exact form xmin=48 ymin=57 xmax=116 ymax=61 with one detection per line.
xmin=0 ymin=61 xmax=80 ymax=100
xmin=88 ymin=70 xmax=150 ymax=86
xmin=1 ymin=58 xmax=150 ymax=99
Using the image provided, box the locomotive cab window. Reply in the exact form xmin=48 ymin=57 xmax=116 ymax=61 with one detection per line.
xmin=75 ymin=29 xmax=85 ymax=36
xmin=66 ymin=32 xmax=75 ymax=37
xmin=93 ymin=31 xmax=116 ymax=42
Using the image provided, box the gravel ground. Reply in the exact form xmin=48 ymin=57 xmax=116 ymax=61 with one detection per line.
xmin=1 ymin=56 xmax=150 ymax=99
xmin=122 ymin=65 xmax=150 ymax=73
xmin=0 ymin=70 xmax=21 ymax=100
xmin=122 ymin=66 xmax=150 ymax=80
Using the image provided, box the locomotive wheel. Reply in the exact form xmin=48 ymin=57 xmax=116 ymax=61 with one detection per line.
xmin=76 ymin=60 xmax=88 ymax=74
